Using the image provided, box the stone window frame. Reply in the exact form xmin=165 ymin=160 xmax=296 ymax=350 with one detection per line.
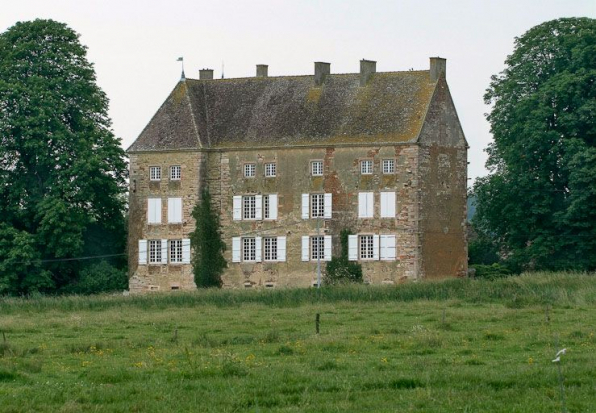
xmin=243 ymin=163 xmax=256 ymax=178
xmin=310 ymin=235 xmax=325 ymax=261
xmin=263 ymin=237 xmax=278 ymax=261
xmin=242 ymin=237 xmax=256 ymax=262
xmin=242 ymin=195 xmax=257 ymax=220
xmin=169 ymin=239 xmax=183 ymax=264
xmin=360 ymin=159 xmax=373 ymax=175
xmin=311 ymin=160 xmax=324 ymax=176
xmin=359 ymin=234 xmax=375 ymax=260
xmin=265 ymin=162 xmax=276 ymax=177
xmin=149 ymin=240 xmax=162 ymax=264
xmin=170 ymin=165 xmax=181 ymax=180
xmin=382 ymin=159 xmax=395 ymax=174
xmin=310 ymin=193 xmax=325 ymax=218
xmin=149 ymin=166 xmax=161 ymax=181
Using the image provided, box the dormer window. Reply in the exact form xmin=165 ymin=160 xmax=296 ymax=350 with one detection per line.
xmin=244 ymin=163 xmax=256 ymax=178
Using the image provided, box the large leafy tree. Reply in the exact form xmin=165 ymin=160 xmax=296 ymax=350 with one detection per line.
xmin=0 ymin=19 xmax=127 ymax=294
xmin=473 ymin=18 xmax=596 ymax=271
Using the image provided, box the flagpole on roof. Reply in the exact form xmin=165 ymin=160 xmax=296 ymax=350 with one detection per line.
xmin=177 ymin=57 xmax=185 ymax=81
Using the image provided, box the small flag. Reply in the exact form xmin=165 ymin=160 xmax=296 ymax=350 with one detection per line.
xmin=177 ymin=57 xmax=183 ymax=61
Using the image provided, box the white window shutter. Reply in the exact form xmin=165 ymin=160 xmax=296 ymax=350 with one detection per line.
xmin=161 ymin=239 xmax=168 ymax=264
xmin=358 ymin=193 xmax=366 ymax=218
xmin=380 ymin=192 xmax=396 ymax=218
xmin=301 ymin=236 xmax=310 ymax=261
xmin=168 ymin=198 xmax=182 ymax=223
xmin=138 ymin=240 xmax=147 ymax=265
xmin=380 ymin=235 xmax=396 ymax=261
xmin=182 ymin=238 xmax=191 ymax=264
xmin=277 ymin=236 xmax=286 ymax=262
xmin=232 ymin=237 xmax=241 ymax=262
xmin=233 ymin=196 xmax=242 ymax=221
xmin=373 ymin=235 xmax=380 ymax=261
xmin=269 ymin=194 xmax=278 ymax=220
xmin=367 ymin=192 xmax=374 ymax=218
xmin=301 ymin=194 xmax=309 ymax=219
xmin=358 ymin=192 xmax=373 ymax=218
xmin=255 ymin=195 xmax=263 ymax=220
xmin=324 ymin=193 xmax=332 ymax=219
xmin=148 ymin=198 xmax=162 ymax=224
xmin=324 ymin=235 xmax=332 ymax=261
xmin=255 ymin=236 xmax=262 ymax=262
xmin=348 ymin=235 xmax=357 ymax=261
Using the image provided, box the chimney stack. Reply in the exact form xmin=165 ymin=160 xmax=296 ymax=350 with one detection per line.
xmin=199 ymin=69 xmax=214 ymax=80
xmin=314 ymin=62 xmax=330 ymax=86
xmin=256 ymin=64 xmax=268 ymax=78
xmin=429 ymin=57 xmax=446 ymax=82
xmin=360 ymin=59 xmax=376 ymax=86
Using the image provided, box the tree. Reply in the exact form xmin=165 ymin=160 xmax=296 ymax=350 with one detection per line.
xmin=0 ymin=20 xmax=127 ymax=294
xmin=190 ymin=188 xmax=226 ymax=288
xmin=473 ymin=18 xmax=596 ymax=271
xmin=324 ymin=229 xmax=363 ymax=285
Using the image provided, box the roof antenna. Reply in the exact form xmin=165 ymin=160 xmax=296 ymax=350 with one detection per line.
xmin=177 ymin=57 xmax=185 ymax=80
xmin=221 ymin=61 xmax=225 ymax=79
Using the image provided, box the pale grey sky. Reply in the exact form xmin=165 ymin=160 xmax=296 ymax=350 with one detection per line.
xmin=2 ymin=0 xmax=594 ymax=183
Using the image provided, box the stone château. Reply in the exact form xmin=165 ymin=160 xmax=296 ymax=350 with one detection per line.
xmin=127 ymin=58 xmax=468 ymax=293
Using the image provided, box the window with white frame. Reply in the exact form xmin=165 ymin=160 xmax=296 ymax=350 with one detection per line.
xmin=242 ymin=237 xmax=256 ymax=262
xmin=311 ymin=194 xmax=325 ymax=218
xmin=170 ymin=165 xmax=181 ymax=180
xmin=149 ymin=166 xmax=161 ymax=181
xmin=170 ymin=239 xmax=182 ymax=263
xmin=359 ymin=235 xmax=374 ymax=259
xmin=360 ymin=160 xmax=373 ymax=175
xmin=311 ymin=161 xmax=323 ymax=176
xmin=149 ymin=240 xmax=162 ymax=263
xmin=311 ymin=236 xmax=325 ymax=260
xmin=244 ymin=163 xmax=256 ymax=177
xmin=265 ymin=163 xmax=276 ymax=177
xmin=382 ymin=159 xmax=395 ymax=174
xmin=264 ymin=237 xmax=278 ymax=261
xmin=243 ymin=195 xmax=256 ymax=220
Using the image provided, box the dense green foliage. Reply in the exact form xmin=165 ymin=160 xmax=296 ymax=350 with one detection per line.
xmin=324 ymin=229 xmax=363 ymax=285
xmin=0 ymin=20 xmax=127 ymax=294
xmin=64 ymin=261 xmax=128 ymax=295
xmin=0 ymin=273 xmax=594 ymax=412
xmin=474 ymin=18 xmax=596 ymax=272
xmin=190 ymin=188 xmax=226 ymax=288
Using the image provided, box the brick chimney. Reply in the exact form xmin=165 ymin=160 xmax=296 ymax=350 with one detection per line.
xmin=429 ymin=57 xmax=446 ymax=82
xmin=360 ymin=59 xmax=376 ymax=86
xmin=314 ymin=62 xmax=330 ymax=86
xmin=256 ymin=64 xmax=268 ymax=77
xmin=199 ymin=69 xmax=214 ymax=80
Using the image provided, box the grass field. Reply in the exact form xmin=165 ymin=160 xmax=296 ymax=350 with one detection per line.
xmin=0 ymin=273 xmax=594 ymax=412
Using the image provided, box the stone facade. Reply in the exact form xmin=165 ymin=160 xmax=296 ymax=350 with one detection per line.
xmin=127 ymin=58 xmax=468 ymax=293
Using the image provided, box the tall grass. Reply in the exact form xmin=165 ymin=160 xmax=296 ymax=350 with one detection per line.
xmin=0 ymin=271 xmax=593 ymax=314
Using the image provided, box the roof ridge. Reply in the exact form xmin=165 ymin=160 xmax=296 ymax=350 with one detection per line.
xmin=184 ymin=70 xmax=429 ymax=82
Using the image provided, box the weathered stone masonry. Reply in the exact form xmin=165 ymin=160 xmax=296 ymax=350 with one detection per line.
xmin=127 ymin=58 xmax=468 ymax=293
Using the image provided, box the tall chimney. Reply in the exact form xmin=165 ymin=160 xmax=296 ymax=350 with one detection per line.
xmin=256 ymin=64 xmax=268 ymax=77
xmin=314 ymin=62 xmax=330 ymax=86
xmin=360 ymin=59 xmax=376 ymax=86
xmin=199 ymin=69 xmax=214 ymax=80
xmin=429 ymin=57 xmax=446 ymax=82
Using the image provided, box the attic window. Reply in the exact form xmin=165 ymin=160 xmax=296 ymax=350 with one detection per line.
xmin=170 ymin=165 xmax=181 ymax=180
xmin=265 ymin=163 xmax=276 ymax=177
xmin=311 ymin=161 xmax=323 ymax=176
xmin=360 ymin=160 xmax=373 ymax=175
xmin=244 ymin=163 xmax=256 ymax=178
xmin=150 ymin=166 xmax=161 ymax=181
xmin=382 ymin=159 xmax=395 ymax=174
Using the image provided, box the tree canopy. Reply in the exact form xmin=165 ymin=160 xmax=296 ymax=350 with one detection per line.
xmin=473 ymin=17 xmax=596 ymax=271
xmin=0 ymin=19 xmax=128 ymax=294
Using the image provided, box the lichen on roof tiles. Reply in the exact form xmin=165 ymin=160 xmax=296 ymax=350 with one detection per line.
xmin=127 ymin=70 xmax=436 ymax=152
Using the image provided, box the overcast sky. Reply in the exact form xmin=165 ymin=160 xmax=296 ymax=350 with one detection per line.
xmin=2 ymin=0 xmax=594 ymax=184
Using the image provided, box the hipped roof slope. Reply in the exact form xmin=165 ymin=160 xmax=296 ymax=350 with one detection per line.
xmin=128 ymin=70 xmax=436 ymax=152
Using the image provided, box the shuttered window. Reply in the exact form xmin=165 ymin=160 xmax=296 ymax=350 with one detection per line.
xmin=168 ymin=197 xmax=182 ymax=223
xmin=380 ymin=192 xmax=396 ymax=218
xmin=148 ymin=198 xmax=162 ymax=224
xmin=358 ymin=192 xmax=374 ymax=218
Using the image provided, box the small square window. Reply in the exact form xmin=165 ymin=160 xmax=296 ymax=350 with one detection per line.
xmin=170 ymin=239 xmax=182 ymax=263
xmin=170 ymin=165 xmax=181 ymax=180
xmin=149 ymin=240 xmax=162 ymax=263
xmin=244 ymin=163 xmax=256 ymax=178
xmin=360 ymin=160 xmax=373 ymax=175
xmin=359 ymin=235 xmax=374 ymax=259
xmin=382 ymin=159 xmax=395 ymax=174
xmin=149 ymin=166 xmax=161 ymax=181
xmin=311 ymin=161 xmax=323 ymax=176
xmin=265 ymin=163 xmax=276 ymax=177
xmin=242 ymin=237 xmax=256 ymax=262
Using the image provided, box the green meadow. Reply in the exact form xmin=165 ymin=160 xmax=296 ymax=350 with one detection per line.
xmin=0 ymin=273 xmax=594 ymax=412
